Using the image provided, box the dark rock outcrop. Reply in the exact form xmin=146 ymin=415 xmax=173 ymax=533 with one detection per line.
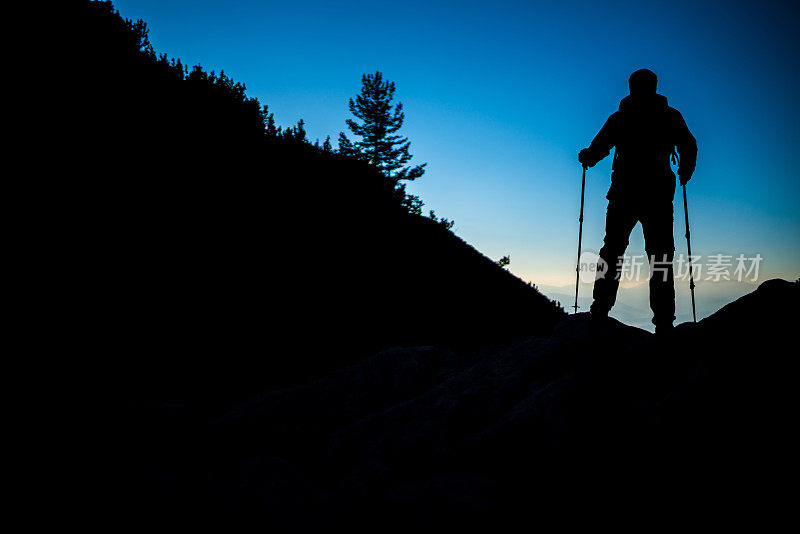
xmin=125 ymin=279 xmax=799 ymax=529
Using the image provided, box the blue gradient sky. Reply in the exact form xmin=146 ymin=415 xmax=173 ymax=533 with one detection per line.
xmin=114 ymin=0 xmax=799 ymax=293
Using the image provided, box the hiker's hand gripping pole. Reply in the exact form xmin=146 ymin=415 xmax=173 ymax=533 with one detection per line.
xmin=682 ymin=183 xmax=697 ymax=323
xmin=573 ymin=164 xmax=587 ymax=314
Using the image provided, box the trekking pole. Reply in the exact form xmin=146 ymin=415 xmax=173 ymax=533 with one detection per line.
xmin=573 ymin=164 xmax=587 ymax=314
xmin=681 ymin=183 xmax=697 ymax=322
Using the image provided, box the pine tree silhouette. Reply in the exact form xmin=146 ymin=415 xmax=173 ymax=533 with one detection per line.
xmin=338 ymin=71 xmax=426 ymax=184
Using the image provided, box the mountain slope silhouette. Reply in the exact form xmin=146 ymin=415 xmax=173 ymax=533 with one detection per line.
xmin=72 ymin=2 xmax=564 ymax=405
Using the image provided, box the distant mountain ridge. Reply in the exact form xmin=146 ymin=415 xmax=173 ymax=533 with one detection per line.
xmin=539 ymin=279 xmax=758 ymax=330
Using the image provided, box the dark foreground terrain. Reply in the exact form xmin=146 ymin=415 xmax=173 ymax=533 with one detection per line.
xmin=123 ymin=279 xmax=798 ymax=529
xmin=79 ymin=3 xmax=797 ymax=528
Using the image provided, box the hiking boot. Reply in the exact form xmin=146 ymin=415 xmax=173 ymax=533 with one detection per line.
xmin=590 ymin=307 xmax=609 ymax=323
xmin=655 ymin=323 xmax=674 ymax=335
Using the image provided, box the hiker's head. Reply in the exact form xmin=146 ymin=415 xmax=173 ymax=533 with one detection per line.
xmin=629 ymin=69 xmax=657 ymax=96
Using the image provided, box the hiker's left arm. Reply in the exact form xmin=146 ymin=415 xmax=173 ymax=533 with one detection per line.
xmin=676 ymin=112 xmax=697 ymax=185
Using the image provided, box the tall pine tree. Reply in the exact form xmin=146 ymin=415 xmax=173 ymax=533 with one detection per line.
xmin=338 ymin=71 xmax=426 ymax=184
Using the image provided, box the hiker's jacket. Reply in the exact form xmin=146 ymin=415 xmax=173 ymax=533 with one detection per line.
xmin=583 ymin=93 xmax=697 ymax=202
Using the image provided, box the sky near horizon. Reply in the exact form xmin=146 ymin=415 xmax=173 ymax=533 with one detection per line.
xmin=113 ymin=0 xmax=799 ymax=301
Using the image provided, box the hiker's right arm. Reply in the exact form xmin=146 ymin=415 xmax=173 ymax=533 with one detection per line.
xmin=579 ymin=113 xmax=618 ymax=168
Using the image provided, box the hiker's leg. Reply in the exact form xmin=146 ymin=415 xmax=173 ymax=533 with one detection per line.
xmin=642 ymin=202 xmax=676 ymax=328
xmin=592 ymin=201 xmax=637 ymax=316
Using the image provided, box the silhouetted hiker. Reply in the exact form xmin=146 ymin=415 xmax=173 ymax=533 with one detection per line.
xmin=578 ymin=69 xmax=697 ymax=333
